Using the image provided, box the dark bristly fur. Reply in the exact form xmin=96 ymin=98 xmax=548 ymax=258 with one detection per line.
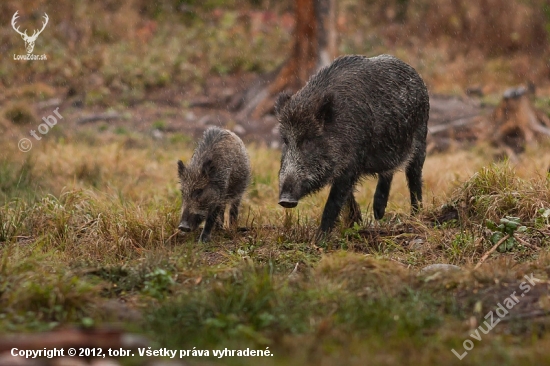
xmin=275 ymin=54 xmax=430 ymax=242
xmin=177 ymin=126 xmax=251 ymax=242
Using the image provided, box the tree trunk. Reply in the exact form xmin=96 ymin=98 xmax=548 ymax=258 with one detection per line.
xmin=238 ymin=0 xmax=337 ymax=120
xmin=316 ymin=0 xmax=337 ymax=69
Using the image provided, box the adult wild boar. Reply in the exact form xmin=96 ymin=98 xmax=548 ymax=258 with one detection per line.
xmin=275 ymin=54 xmax=429 ymax=240
xmin=177 ymin=126 xmax=251 ymax=242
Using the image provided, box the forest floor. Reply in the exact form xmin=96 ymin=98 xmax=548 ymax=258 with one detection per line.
xmin=2 ymin=79 xmax=550 ymax=365
xmin=2 ymin=3 xmax=550 ymax=365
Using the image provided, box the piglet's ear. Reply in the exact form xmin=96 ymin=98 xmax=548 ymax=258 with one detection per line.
xmin=201 ymin=159 xmax=215 ymax=178
xmin=316 ymin=93 xmax=334 ymax=126
xmin=177 ymin=160 xmax=186 ymax=180
xmin=274 ymin=92 xmax=292 ymax=116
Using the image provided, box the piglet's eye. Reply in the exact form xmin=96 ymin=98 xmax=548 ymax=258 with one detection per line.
xmin=191 ymin=189 xmax=203 ymax=198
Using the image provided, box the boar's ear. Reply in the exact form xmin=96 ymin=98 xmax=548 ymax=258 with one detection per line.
xmin=177 ymin=160 xmax=186 ymax=180
xmin=201 ymin=159 xmax=215 ymax=178
xmin=274 ymin=92 xmax=291 ymax=116
xmin=316 ymin=93 xmax=334 ymax=126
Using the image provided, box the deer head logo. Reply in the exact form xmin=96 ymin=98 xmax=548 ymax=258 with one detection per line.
xmin=11 ymin=11 xmax=49 ymax=54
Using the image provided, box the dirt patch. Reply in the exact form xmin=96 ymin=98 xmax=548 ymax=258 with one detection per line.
xmin=35 ymin=78 xmax=491 ymax=152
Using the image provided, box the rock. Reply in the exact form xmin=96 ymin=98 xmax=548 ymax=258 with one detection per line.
xmin=151 ymin=129 xmax=164 ymax=140
xmin=185 ymin=112 xmax=196 ymax=121
xmin=420 ymin=264 xmax=461 ymax=273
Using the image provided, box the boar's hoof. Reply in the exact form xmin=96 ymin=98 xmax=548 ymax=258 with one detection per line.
xmin=279 ymin=195 xmax=298 ymax=208
xmin=373 ymin=206 xmax=386 ymax=220
xmin=198 ymin=234 xmax=210 ymax=243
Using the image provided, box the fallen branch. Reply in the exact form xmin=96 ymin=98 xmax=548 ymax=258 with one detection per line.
xmin=474 ymin=234 xmax=510 ymax=270
xmin=77 ymin=112 xmax=122 ymax=125
xmin=428 ymin=114 xmax=480 ymax=134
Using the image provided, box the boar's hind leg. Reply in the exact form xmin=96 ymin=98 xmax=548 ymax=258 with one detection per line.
xmin=373 ymin=172 xmax=394 ymax=220
xmin=405 ymin=147 xmax=426 ymax=215
xmin=346 ymin=192 xmax=362 ymax=227
xmin=199 ymin=205 xmax=223 ymax=243
xmin=318 ymin=178 xmax=357 ymax=237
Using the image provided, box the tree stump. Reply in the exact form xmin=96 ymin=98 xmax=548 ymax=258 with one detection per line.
xmin=491 ymin=86 xmax=550 ymax=160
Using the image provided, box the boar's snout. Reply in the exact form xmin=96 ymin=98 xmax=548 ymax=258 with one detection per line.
xmin=178 ymin=221 xmax=192 ymax=232
xmin=278 ymin=195 xmax=298 ymax=208
xmin=278 ymin=176 xmax=300 ymax=208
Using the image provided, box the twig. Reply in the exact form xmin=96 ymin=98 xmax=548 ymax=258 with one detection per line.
xmin=515 ymin=236 xmax=541 ymax=250
xmin=164 ymin=230 xmax=180 ymax=244
xmin=288 ymin=262 xmax=299 ymax=279
xmin=530 ymin=227 xmax=549 ymax=238
xmin=499 ymin=309 xmax=550 ymax=323
xmin=474 ymin=234 xmax=510 ymax=270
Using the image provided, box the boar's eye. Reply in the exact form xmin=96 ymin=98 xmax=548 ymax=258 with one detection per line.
xmin=191 ymin=189 xmax=204 ymax=198
xmin=300 ymin=136 xmax=316 ymax=150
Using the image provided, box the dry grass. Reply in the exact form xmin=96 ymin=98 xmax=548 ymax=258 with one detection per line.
xmin=2 ymin=1 xmax=550 ymax=364
xmin=2 ymin=128 xmax=550 ymax=365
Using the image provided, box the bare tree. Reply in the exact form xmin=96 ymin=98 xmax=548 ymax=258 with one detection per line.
xmin=236 ymin=0 xmax=337 ymax=120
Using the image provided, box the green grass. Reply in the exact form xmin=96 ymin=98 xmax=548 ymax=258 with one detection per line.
xmin=1 ymin=129 xmax=550 ymax=365
xmin=2 ymin=1 xmax=550 ymax=364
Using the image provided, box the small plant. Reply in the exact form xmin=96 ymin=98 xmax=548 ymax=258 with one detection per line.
xmin=446 ymin=231 xmax=474 ymax=262
xmin=3 ymin=103 xmax=36 ymax=125
xmin=152 ymin=120 xmax=167 ymax=131
xmin=114 ymin=126 xmax=128 ymax=135
xmin=535 ymin=208 xmax=550 ymax=228
xmin=343 ymin=222 xmax=362 ymax=240
xmin=142 ymin=268 xmax=175 ymax=300
xmin=485 ymin=216 xmax=527 ymax=252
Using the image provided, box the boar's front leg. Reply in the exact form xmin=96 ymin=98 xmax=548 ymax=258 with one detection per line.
xmin=373 ymin=172 xmax=394 ymax=220
xmin=199 ymin=205 xmax=223 ymax=243
xmin=316 ymin=176 xmax=356 ymax=242
xmin=346 ymin=192 xmax=362 ymax=227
